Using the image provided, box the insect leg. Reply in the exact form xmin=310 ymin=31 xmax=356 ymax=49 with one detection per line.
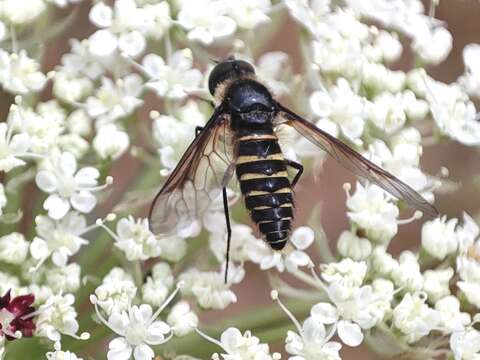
xmin=195 ymin=126 xmax=204 ymax=137
xmin=222 ymin=186 xmax=232 ymax=284
xmin=285 ymin=159 xmax=304 ymax=187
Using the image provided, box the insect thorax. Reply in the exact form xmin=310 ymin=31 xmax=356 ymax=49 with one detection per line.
xmin=226 ymin=79 xmax=277 ymax=131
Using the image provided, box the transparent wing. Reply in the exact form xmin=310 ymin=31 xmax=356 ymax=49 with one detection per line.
xmin=148 ymin=108 xmax=237 ymax=234
xmin=277 ymin=103 xmax=438 ymax=218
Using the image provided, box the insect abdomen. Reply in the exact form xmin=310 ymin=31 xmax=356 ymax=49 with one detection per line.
xmin=236 ymin=134 xmax=293 ymax=250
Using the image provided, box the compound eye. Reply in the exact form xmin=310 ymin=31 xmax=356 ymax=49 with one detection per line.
xmin=208 ymin=60 xmax=255 ymax=95
xmin=208 ymin=62 xmax=234 ymax=95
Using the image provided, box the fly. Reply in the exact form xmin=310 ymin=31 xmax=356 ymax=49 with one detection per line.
xmin=148 ymin=58 xmax=438 ymax=281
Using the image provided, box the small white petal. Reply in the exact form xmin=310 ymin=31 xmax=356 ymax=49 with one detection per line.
xmin=44 ymin=194 xmax=70 ymax=220
xmin=71 ymin=191 xmax=97 ymax=213
xmin=210 ymin=16 xmax=236 ymax=38
xmin=52 ymin=249 xmax=68 ymax=267
xmin=74 ymin=167 xmax=100 ymax=187
xmin=146 ymin=321 xmax=170 ymax=344
xmin=89 ymin=1 xmax=113 ymax=27
xmin=338 ymin=320 xmax=363 ymax=347
xmin=133 ymin=344 xmax=154 ymax=360
xmin=108 ymin=312 xmax=129 ymax=335
xmin=89 ymin=30 xmax=118 ymax=57
xmin=60 ymin=152 xmax=77 ymax=175
xmin=310 ymin=303 xmax=338 ymax=324
xmin=287 ymin=250 xmax=310 ymax=267
xmin=108 ymin=337 xmax=132 ymax=360
xmin=118 ymin=31 xmax=146 ymax=58
xmin=30 ymin=237 xmax=49 ymax=260
xmin=35 ymin=171 xmax=58 ymax=193
xmin=291 ymin=226 xmax=314 ymax=250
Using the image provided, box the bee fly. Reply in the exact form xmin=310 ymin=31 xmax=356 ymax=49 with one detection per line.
xmin=148 ymin=58 xmax=438 ymax=281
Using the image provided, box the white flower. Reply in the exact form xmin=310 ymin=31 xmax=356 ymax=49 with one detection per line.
xmin=337 ymin=230 xmax=372 ymax=261
xmin=88 ymin=0 xmax=150 ymax=57
xmin=36 ymin=294 xmax=83 ymax=342
xmin=422 ymin=268 xmax=453 ymax=303
xmin=425 ymin=78 xmax=480 ymax=146
xmin=401 ymin=90 xmax=429 ymax=121
xmin=392 ymin=292 xmax=441 ymax=343
xmin=85 ymin=74 xmax=143 ymax=124
xmin=435 ymin=296 xmax=470 ymax=334
xmin=459 ymin=43 xmax=480 ymax=98
xmin=180 ymin=267 xmax=243 ymax=310
xmin=285 ymin=318 xmax=341 ymax=360
xmin=0 ymin=232 xmax=28 ymax=264
xmin=93 ymin=267 xmax=137 ymax=316
xmin=321 ymin=258 xmax=367 ymax=288
xmin=310 ymin=262 xmax=393 ymax=347
xmin=391 ymin=251 xmax=424 ymax=292
xmin=450 ymin=327 xmax=480 ymax=360
xmin=44 ymin=263 xmax=81 ymax=294
xmin=0 ymin=0 xmax=46 ymax=24
xmin=66 ymin=109 xmax=92 ymax=137
xmin=368 ymin=92 xmax=406 ymax=134
xmin=374 ymin=30 xmax=402 ymax=62
xmin=421 ymin=216 xmax=458 ymax=260
xmin=412 ymin=26 xmax=452 ymax=65
xmin=247 ymin=227 xmax=315 ymax=272
xmin=272 ymin=290 xmax=341 ymax=359
xmin=309 ymin=78 xmax=365 ymax=143
xmin=361 ymin=62 xmax=406 ymax=95
xmin=30 ymin=212 xmax=89 ymax=268
xmin=46 ymin=349 xmax=83 ymax=360
xmin=93 ymin=124 xmax=129 ymax=160
xmin=370 ymin=246 xmax=397 ymax=277
xmin=156 ymin=235 xmax=188 ymax=263
xmin=8 ymin=103 xmax=64 ymax=155
xmin=346 ymin=182 xmax=399 ymax=243
xmin=53 ymin=71 xmax=93 ymax=104
xmin=225 ymin=0 xmax=271 ymax=30
xmin=142 ymin=2 xmax=172 ymax=40
xmin=106 ymin=305 xmax=170 ymax=360
xmin=0 ymin=122 xmax=30 ymax=172
xmin=142 ymin=263 xmax=174 ymax=307
xmin=57 ymin=39 xmax=105 ymax=80
xmin=35 ymin=152 xmax=108 ymax=219
xmin=283 ymin=0 xmax=330 ymax=38
xmin=210 ymin=327 xmax=280 ymax=360
xmin=166 ymin=301 xmax=198 ymax=337
xmin=111 ymin=216 xmax=161 ymax=261
xmin=93 ymin=286 xmax=182 ymax=360
xmin=142 ymin=50 xmax=203 ymax=100
xmin=177 ymin=0 xmax=236 ymax=45
xmin=311 ymin=286 xmax=384 ymax=347
xmin=366 ymin=137 xmax=429 ymax=199
xmin=0 ymin=50 xmax=47 ymax=94
xmin=285 ymin=226 xmax=315 ymax=270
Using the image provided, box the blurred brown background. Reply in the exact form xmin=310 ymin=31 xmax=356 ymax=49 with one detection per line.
xmin=1 ymin=0 xmax=479 ymax=358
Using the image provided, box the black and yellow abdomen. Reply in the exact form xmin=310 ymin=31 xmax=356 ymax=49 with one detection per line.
xmin=236 ymin=132 xmax=293 ymax=250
